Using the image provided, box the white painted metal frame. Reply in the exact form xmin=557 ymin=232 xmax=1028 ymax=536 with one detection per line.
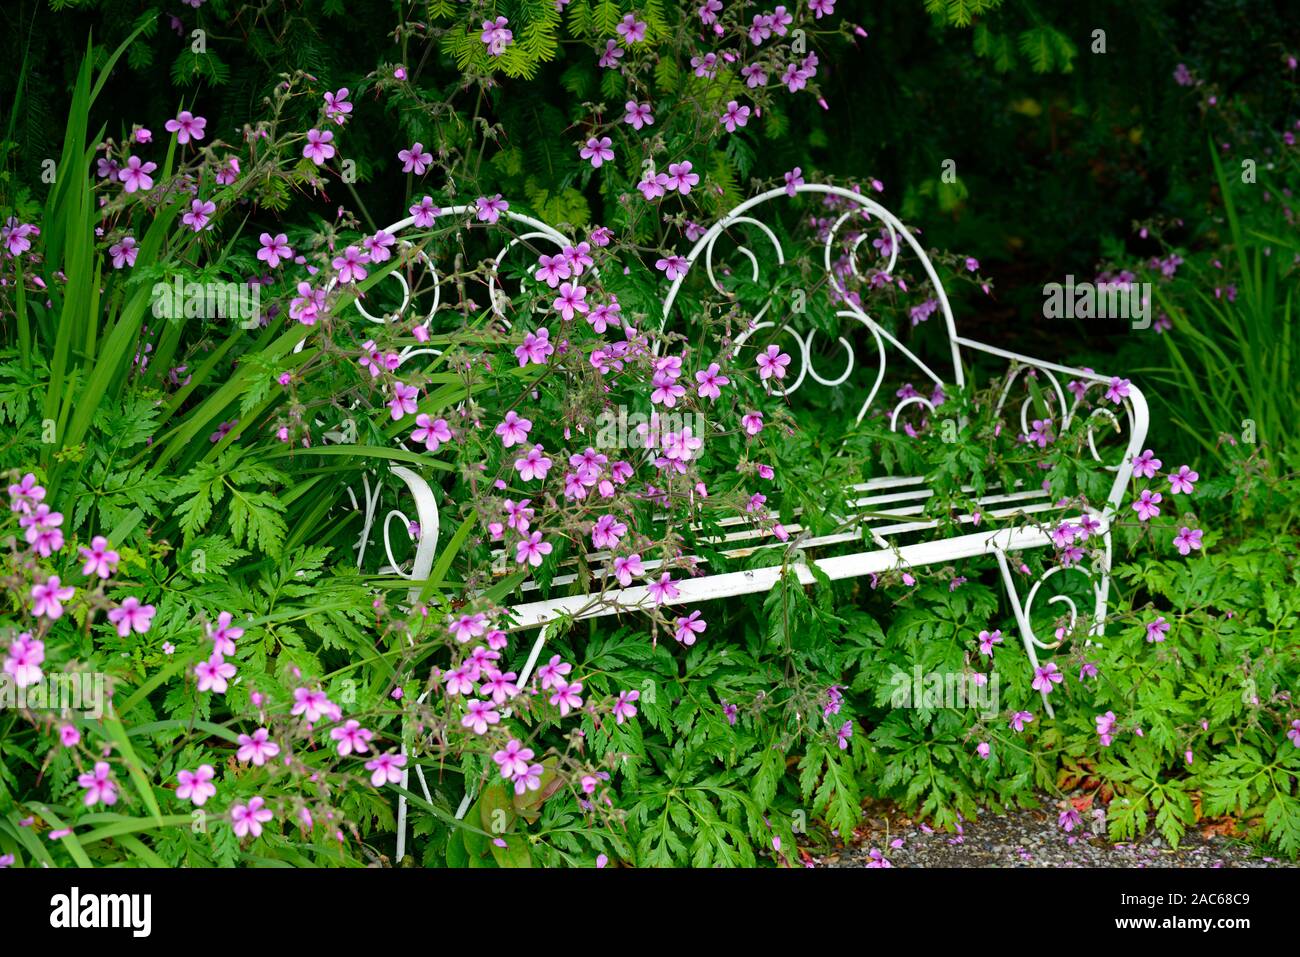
xmin=341 ymin=187 xmax=1149 ymax=863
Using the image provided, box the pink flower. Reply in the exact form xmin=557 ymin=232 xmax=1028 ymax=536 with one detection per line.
xmin=3 ymin=633 xmax=43 ymax=688
xmin=165 ymin=110 xmax=206 ymax=144
xmin=674 ymin=610 xmax=706 ymax=645
xmin=479 ymin=668 xmax=519 ymax=704
xmin=695 ymin=362 xmax=729 ymax=399
xmin=181 ymin=198 xmax=216 ymax=232
xmin=1031 ymin=662 xmax=1063 ymax=695
xmin=364 ymin=752 xmax=407 ymax=787
xmin=512 ymin=763 xmax=545 ymax=795
xmin=493 ymin=740 xmax=534 ymax=778
xmin=1096 ymin=710 xmax=1117 ymax=746
xmin=324 ymin=88 xmax=353 ymax=124
xmin=624 ymin=101 xmax=654 ymax=129
xmin=109 ymin=236 xmax=138 ymax=268
xmin=809 ymin=0 xmax=836 ymax=17
xmin=398 ymin=142 xmax=433 ymax=175
xmin=611 ymin=553 xmax=644 ymax=586
xmin=719 ymin=100 xmax=751 ymax=132
xmin=107 ymin=597 xmax=156 ymax=637
xmin=515 ymin=531 xmax=553 ymax=567
xmin=977 ymin=629 xmax=1002 ymax=656
xmin=195 ymin=655 xmax=236 ymax=693
xmin=598 ymin=39 xmax=624 ymax=68
xmin=475 ymin=194 xmax=509 ymax=224
xmin=552 ymin=284 xmax=589 ymax=320
xmin=1104 ymin=376 xmax=1132 ymax=404
xmin=176 ymin=765 xmax=217 ymax=806
xmin=448 ymin=612 xmax=488 ymax=643
xmin=330 ymin=720 xmax=374 ymax=756
xmin=1009 ymin=711 xmax=1034 ymax=732
xmin=647 ymin=572 xmax=680 ymax=605
xmin=495 ymin=410 xmax=532 ymax=448
xmin=742 ymin=412 xmax=764 ymax=435
xmin=515 ymin=444 xmax=553 ymax=482
xmin=480 ymin=16 xmax=514 ymax=56
xmin=1145 ymin=616 xmax=1170 ymax=643
xmin=1288 ymin=720 xmax=1300 ymax=748
xmin=1168 ymin=465 xmax=1198 ymax=495
xmin=117 ymin=156 xmax=157 ymax=193
xmin=1173 ymin=526 xmax=1203 ymax=555
xmin=1131 ymin=448 xmax=1162 ymax=479
xmin=411 ymin=414 xmax=452 ymax=452
xmin=549 ymin=679 xmax=584 ymax=716
xmin=784 ymin=167 xmax=804 ymax=196
xmin=655 ymin=255 xmax=689 ymax=280
xmin=1131 ymin=489 xmax=1162 ymax=521
xmin=591 ymin=513 xmax=627 ymax=550
xmin=1058 ymin=808 xmax=1082 ymax=832
xmin=756 ymin=344 xmax=791 ymax=383
xmin=665 ymin=161 xmax=699 ymax=194
xmin=976 ymin=742 xmax=991 ymax=759
xmin=256 ymin=233 xmax=293 ymax=269
xmin=59 ymin=723 xmax=80 ymax=747
xmin=462 ymin=699 xmax=501 ymax=734
xmin=230 ymin=796 xmax=274 ymax=837
xmin=837 ymin=720 xmax=853 ymax=750
xmin=579 ymin=136 xmax=615 ymax=168
xmin=31 ymin=576 xmax=74 ymax=619
xmin=388 ymin=381 xmax=419 ymax=420
xmin=236 ymin=728 xmax=280 ymax=765
xmin=332 ymin=245 xmax=370 ymax=284
xmin=409 ymin=196 xmax=441 ymax=227
xmin=614 ymin=690 xmax=640 ymax=724
xmin=536 ymin=655 xmax=572 ymax=690
xmin=78 ymin=762 xmax=118 ymax=807
xmin=302 ymin=128 xmax=336 ymax=165
xmin=616 ymin=14 xmax=647 ymax=43
xmin=292 ymin=687 xmax=336 ymax=724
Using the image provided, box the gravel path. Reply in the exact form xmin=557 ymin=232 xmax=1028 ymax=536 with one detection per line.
xmin=806 ymin=796 xmax=1292 ymax=868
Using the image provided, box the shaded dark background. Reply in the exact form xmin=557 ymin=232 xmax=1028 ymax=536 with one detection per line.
xmin=3 ymin=0 xmax=1297 ymax=365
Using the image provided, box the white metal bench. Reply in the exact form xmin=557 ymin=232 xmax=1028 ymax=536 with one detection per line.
xmin=337 ymin=185 xmax=1150 ymax=862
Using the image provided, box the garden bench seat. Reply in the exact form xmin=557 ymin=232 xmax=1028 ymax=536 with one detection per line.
xmin=356 ymin=185 xmax=1149 ymax=861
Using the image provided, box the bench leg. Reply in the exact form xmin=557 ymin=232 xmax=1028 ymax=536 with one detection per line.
xmin=993 ymin=548 xmax=1055 ymax=719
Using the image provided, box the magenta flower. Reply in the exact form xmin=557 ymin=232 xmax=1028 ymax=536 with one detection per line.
xmin=1131 ymin=448 xmax=1162 ymax=479
xmin=977 ymin=628 xmax=1002 ymax=657
xmin=31 ymin=576 xmax=74 ymax=619
xmin=536 ymin=654 xmax=572 ymax=690
xmin=1288 ymin=720 xmax=1300 ymax=748
xmin=1009 ymin=711 xmax=1034 ymax=732
xmin=624 ymin=100 xmax=654 ymax=129
xmin=655 ymin=255 xmax=689 ymax=280
xmin=236 ymin=728 xmax=280 ymax=766
xmin=448 ymin=612 xmax=488 ymax=643
xmin=230 ymin=797 xmax=274 ymax=838
xmin=332 ymin=245 xmax=370 ymax=284
xmin=493 ymin=740 xmax=534 ymax=778
xmin=756 ymin=344 xmax=791 ymax=383
xmin=475 ymin=194 xmax=509 ymax=224
xmin=536 ymin=253 xmax=571 ymax=288
xmin=673 ymin=610 xmax=706 ymax=645
xmin=1145 ymin=616 xmax=1170 ymax=643
xmin=975 ymin=742 xmax=991 ymax=759
xmin=616 ymin=13 xmax=647 ymax=43
xmin=195 ymin=655 xmax=236 ymax=694
xmin=515 ymin=531 xmax=553 ymax=567
xmin=552 ymin=283 xmax=589 ymax=321
xmin=719 ymin=100 xmax=751 ymax=132
xmin=837 ymin=720 xmax=853 ymax=750
xmin=462 ymin=698 xmax=501 ymax=734
xmin=695 ymin=362 xmax=729 ymax=399
xmin=291 ymin=687 xmax=337 ymax=724
xmin=1058 ymin=808 xmax=1082 ymax=832
xmin=1031 ymin=662 xmax=1063 ymax=695
xmin=412 ymin=414 xmax=452 ymax=452
xmin=107 ymin=597 xmax=156 ymax=637
xmin=549 ymin=678 xmax=584 ymax=716
xmin=398 ymin=142 xmax=433 ymax=175
xmin=1096 ymin=710 xmax=1117 ymax=746
xmin=330 ymin=720 xmax=374 ymax=756
xmin=364 ymin=752 xmax=407 ymax=787
xmin=1173 ymin=526 xmax=1203 ymax=555
xmin=512 ymin=762 xmax=545 ymax=795
xmin=809 ymin=0 xmax=836 ymax=17
xmin=742 ymin=411 xmax=764 ymax=435
xmin=410 ymin=195 xmax=441 ymax=227
xmin=579 ymin=136 xmax=615 ymax=168
xmin=181 ymin=198 xmax=216 ymax=232
xmin=514 ymin=444 xmax=553 ymax=482
xmin=647 ymin=572 xmax=680 ymax=605
xmin=117 ymin=156 xmax=157 ymax=193
xmin=388 ymin=381 xmax=419 ymax=420
xmin=614 ymin=690 xmax=640 ymax=724
xmin=1131 ymin=489 xmax=1163 ymax=521
xmin=665 ymin=161 xmax=699 ymax=194
xmin=480 ymin=668 xmax=520 ymax=704
xmin=3 ymin=633 xmax=43 ymax=688
xmin=591 ymin=513 xmax=627 ymax=550
xmin=165 ymin=110 xmax=206 ymax=144
xmin=1168 ymin=465 xmax=1198 ymax=495
xmin=302 ymin=128 xmax=336 ymax=165
xmin=257 ymin=233 xmax=293 ymax=268
xmin=59 ymin=724 xmax=80 ymax=747
xmin=495 ymin=410 xmax=532 ymax=448
xmin=638 ymin=169 xmax=670 ymax=200
xmin=480 ymin=16 xmax=514 ymax=56
xmin=784 ymin=167 xmax=804 ymax=196
xmin=109 ymin=236 xmax=138 ymax=268
xmin=324 ymin=87 xmax=353 ymax=124
xmin=176 ymin=765 xmax=217 ymax=806
xmin=78 ymin=762 xmax=118 ymax=807
xmin=1104 ymin=376 xmax=1132 ymax=404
